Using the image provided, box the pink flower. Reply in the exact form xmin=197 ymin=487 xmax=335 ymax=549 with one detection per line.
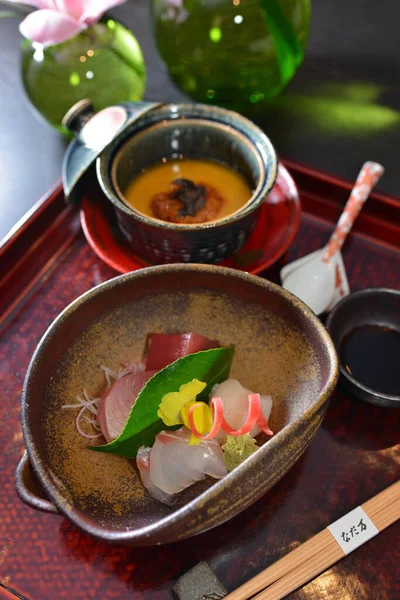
xmin=10 ymin=0 xmax=127 ymax=47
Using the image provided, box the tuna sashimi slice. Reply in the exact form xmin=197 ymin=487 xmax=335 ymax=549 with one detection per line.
xmin=145 ymin=333 xmax=219 ymax=372
xmin=148 ymin=428 xmax=227 ymax=495
xmin=97 ymin=370 xmax=156 ymax=442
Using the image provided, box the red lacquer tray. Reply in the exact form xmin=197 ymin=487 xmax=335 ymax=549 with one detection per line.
xmin=0 ymin=160 xmax=399 ymax=600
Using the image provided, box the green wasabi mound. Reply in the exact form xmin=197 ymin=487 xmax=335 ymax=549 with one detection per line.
xmin=222 ymin=433 xmax=258 ymax=472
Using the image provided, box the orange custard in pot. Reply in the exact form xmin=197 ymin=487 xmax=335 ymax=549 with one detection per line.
xmin=123 ymin=158 xmax=253 ymax=224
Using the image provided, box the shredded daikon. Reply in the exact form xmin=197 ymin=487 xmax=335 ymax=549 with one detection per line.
xmin=75 ymin=406 xmax=102 ymax=439
xmin=62 ymin=360 xmax=145 ymax=440
xmin=100 ymin=360 xmax=145 ymax=387
xmin=62 ymin=390 xmax=101 ymax=439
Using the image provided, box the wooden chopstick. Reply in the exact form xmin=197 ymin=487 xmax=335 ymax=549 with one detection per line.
xmin=225 ymin=481 xmax=400 ymax=600
xmin=255 ymin=498 xmax=399 ymax=600
xmin=225 ymin=480 xmax=400 ymax=600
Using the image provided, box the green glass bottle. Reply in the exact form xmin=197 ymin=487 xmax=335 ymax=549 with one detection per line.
xmin=152 ymin=0 xmax=310 ymax=112
xmin=21 ymin=19 xmax=146 ymax=135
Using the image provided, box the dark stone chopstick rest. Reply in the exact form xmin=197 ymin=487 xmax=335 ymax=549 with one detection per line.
xmin=172 ymin=562 xmax=228 ymax=600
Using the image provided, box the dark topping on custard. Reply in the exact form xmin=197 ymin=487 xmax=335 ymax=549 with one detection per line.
xmin=151 ymin=178 xmax=224 ymax=224
xmin=170 ymin=179 xmax=207 ymax=217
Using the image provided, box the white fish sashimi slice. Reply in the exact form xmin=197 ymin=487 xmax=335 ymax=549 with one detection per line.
xmin=212 ymin=379 xmax=273 ymax=443
xmin=136 ymin=447 xmax=177 ymax=506
xmin=259 ymin=394 xmax=273 ymax=422
xmin=149 ymin=428 xmax=228 ymax=495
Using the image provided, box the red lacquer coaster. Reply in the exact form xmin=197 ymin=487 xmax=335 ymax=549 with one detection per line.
xmin=80 ymin=164 xmax=301 ymax=275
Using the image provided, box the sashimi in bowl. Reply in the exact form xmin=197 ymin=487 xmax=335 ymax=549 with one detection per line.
xmin=17 ymin=265 xmax=338 ymax=546
xmin=63 ymin=332 xmax=274 ymax=506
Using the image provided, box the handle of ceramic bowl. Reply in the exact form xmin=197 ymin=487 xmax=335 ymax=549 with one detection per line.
xmin=15 ymin=451 xmax=59 ymax=514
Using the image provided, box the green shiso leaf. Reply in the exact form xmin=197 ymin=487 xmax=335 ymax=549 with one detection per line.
xmin=91 ymin=345 xmax=235 ymax=458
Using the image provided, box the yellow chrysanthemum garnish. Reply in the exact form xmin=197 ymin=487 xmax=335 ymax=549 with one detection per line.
xmin=157 ymin=379 xmax=206 ymax=427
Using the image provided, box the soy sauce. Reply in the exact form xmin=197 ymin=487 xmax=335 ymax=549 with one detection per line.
xmin=340 ymin=325 xmax=400 ymax=396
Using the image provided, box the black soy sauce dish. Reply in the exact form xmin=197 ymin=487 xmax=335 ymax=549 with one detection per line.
xmin=326 ymin=288 xmax=400 ymax=408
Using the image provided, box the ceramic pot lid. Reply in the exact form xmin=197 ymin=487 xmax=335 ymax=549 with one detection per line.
xmin=62 ymin=99 xmax=161 ymax=204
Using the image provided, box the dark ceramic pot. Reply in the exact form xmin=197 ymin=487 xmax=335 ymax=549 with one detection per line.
xmin=96 ymin=103 xmax=277 ymax=264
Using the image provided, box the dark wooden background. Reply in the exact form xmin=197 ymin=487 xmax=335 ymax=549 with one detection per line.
xmin=1 ymin=0 xmax=400 ymax=240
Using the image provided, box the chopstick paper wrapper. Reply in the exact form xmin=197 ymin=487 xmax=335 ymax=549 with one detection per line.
xmin=326 ymin=505 xmax=379 ymax=553
xmin=172 ymin=480 xmax=399 ymax=600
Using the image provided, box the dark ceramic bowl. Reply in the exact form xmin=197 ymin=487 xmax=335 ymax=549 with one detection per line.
xmin=97 ymin=104 xmax=278 ymax=264
xmin=326 ymin=288 xmax=400 ymax=408
xmin=16 ymin=265 xmax=338 ymax=546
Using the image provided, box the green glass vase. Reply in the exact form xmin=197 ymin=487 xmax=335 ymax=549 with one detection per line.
xmin=152 ymin=0 xmax=310 ymax=113
xmin=21 ymin=18 xmax=146 ymax=135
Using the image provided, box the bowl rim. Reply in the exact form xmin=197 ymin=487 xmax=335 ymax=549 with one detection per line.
xmin=110 ymin=118 xmax=265 ymax=227
xmin=96 ymin=103 xmax=278 ymax=231
xmin=325 ymin=287 xmax=400 ymax=405
xmin=21 ymin=264 xmax=339 ymax=543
